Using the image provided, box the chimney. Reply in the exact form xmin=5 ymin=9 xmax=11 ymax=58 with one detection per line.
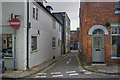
xmin=46 ymin=5 xmax=53 ymax=13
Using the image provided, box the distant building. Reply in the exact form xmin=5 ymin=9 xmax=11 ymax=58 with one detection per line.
xmin=0 ymin=1 xmax=62 ymax=70
xmin=79 ymin=2 xmax=120 ymax=65
xmin=70 ymin=28 xmax=80 ymax=50
xmin=53 ymin=12 xmax=71 ymax=54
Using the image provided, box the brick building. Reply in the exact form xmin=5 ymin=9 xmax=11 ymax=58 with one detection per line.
xmin=79 ymin=2 xmax=120 ymax=65
xmin=70 ymin=28 xmax=80 ymax=50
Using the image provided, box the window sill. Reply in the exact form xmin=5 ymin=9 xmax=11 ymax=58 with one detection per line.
xmin=31 ymin=50 xmax=38 ymax=53
xmin=52 ymin=47 xmax=56 ymax=49
xmin=4 ymin=57 xmax=13 ymax=59
xmin=114 ymin=11 xmax=120 ymax=14
xmin=111 ymin=57 xmax=120 ymax=59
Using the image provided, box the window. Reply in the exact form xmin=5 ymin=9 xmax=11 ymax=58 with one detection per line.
xmin=36 ymin=8 xmax=38 ymax=20
xmin=69 ymin=34 xmax=70 ymax=40
xmin=33 ymin=6 xmax=39 ymax=20
xmin=111 ymin=27 xmax=120 ymax=34
xmin=31 ymin=36 xmax=37 ymax=51
xmin=2 ymin=34 xmax=13 ymax=58
xmin=72 ymin=32 xmax=74 ymax=35
xmin=53 ymin=19 xmax=56 ymax=29
xmin=70 ymin=38 xmax=73 ymax=42
xmin=93 ymin=29 xmax=104 ymax=34
xmin=114 ymin=2 xmax=120 ymax=14
xmin=111 ymin=27 xmax=120 ymax=58
xmin=58 ymin=39 xmax=60 ymax=47
xmin=52 ymin=37 xmax=56 ymax=48
xmin=66 ymin=32 xmax=68 ymax=40
xmin=59 ymin=24 xmax=61 ymax=32
xmin=66 ymin=21 xmax=68 ymax=26
xmin=33 ymin=7 xmax=35 ymax=19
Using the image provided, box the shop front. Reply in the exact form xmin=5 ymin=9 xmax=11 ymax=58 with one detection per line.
xmin=0 ymin=26 xmax=14 ymax=69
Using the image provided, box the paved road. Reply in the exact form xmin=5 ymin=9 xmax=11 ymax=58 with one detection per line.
xmin=31 ymin=52 xmax=118 ymax=79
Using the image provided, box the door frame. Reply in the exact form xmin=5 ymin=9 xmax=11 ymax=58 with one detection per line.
xmin=92 ymin=34 xmax=105 ymax=63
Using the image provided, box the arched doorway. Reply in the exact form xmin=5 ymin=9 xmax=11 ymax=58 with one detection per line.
xmin=92 ymin=29 xmax=104 ymax=63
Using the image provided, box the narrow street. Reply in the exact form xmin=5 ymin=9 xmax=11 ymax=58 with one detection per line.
xmin=30 ymin=51 xmax=118 ymax=78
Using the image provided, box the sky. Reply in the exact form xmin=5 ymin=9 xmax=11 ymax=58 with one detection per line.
xmin=47 ymin=0 xmax=80 ymax=30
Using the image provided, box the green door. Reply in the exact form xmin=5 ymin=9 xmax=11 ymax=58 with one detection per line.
xmin=92 ymin=35 xmax=104 ymax=63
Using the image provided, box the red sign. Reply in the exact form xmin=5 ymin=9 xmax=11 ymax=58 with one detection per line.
xmin=9 ymin=18 xmax=21 ymax=29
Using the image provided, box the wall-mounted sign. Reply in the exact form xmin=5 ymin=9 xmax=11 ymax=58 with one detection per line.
xmin=9 ymin=18 xmax=21 ymax=29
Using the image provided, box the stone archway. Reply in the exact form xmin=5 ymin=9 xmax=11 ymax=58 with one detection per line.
xmin=88 ymin=25 xmax=109 ymax=35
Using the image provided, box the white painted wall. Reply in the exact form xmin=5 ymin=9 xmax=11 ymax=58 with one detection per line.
xmin=28 ymin=2 xmax=61 ymax=68
xmin=0 ymin=0 xmax=2 ymax=52
xmin=2 ymin=2 xmax=27 ymax=70
xmin=1 ymin=1 xmax=61 ymax=70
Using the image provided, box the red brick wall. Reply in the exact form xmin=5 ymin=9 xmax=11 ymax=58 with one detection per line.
xmin=70 ymin=30 xmax=79 ymax=50
xmin=80 ymin=2 xmax=120 ymax=65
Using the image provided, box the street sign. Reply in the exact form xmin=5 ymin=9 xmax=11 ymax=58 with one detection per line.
xmin=9 ymin=18 xmax=21 ymax=71
xmin=9 ymin=18 xmax=21 ymax=29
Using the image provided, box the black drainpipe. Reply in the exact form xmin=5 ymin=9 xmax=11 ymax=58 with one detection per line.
xmin=27 ymin=0 xmax=29 ymax=69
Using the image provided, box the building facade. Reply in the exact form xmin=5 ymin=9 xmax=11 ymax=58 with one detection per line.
xmin=0 ymin=1 xmax=62 ymax=70
xmin=53 ymin=12 xmax=71 ymax=54
xmin=79 ymin=2 xmax=120 ymax=65
xmin=70 ymin=28 xmax=80 ymax=50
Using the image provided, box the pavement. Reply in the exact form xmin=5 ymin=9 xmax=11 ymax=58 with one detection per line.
xmin=0 ymin=54 xmax=67 ymax=79
xmin=78 ymin=53 xmax=120 ymax=75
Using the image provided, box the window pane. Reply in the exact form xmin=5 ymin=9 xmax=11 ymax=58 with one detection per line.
xmin=119 ymin=28 xmax=120 ymax=34
xmin=2 ymin=34 xmax=12 ymax=57
xmin=112 ymin=28 xmax=118 ymax=34
xmin=112 ymin=36 xmax=120 ymax=57
xmin=36 ymin=8 xmax=38 ymax=20
xmin=53 ymin=20 xmax=56 ymax=29
xmin=33 ymin=7 xmax=35 ymax=19
xmin=52 ymin=37 xmax=56 ymax=48
xmin=58 ymin=39 xmax=60 ymax=47
xmin=31 ymin=36 xmax=37 ymax=51
xmin=93 ymin=29 xmax=103 ymax=34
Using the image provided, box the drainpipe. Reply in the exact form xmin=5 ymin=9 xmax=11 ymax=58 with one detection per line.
xmin=61 ymin=23 xmax=62 ymax=56
xmin=27 ymin=0 xmax=29 ymax=69
xmin=62 ymin=14 xmax=65 ymax=54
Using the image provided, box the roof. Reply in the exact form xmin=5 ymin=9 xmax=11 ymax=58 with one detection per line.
xmin=53 ymin=12 xmax=71 ymax=21
xmin=36 ymin=2 xmax=62 ymax=25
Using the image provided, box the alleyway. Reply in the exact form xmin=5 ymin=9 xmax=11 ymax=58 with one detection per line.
xmin=30 ymin=51 xmax=118 ymax=78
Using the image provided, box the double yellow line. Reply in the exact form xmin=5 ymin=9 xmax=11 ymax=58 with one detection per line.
xmin=32 ymin=55 xmax=68 ymax=77
xmin=76 ymin=54 xmax=84 ymax=70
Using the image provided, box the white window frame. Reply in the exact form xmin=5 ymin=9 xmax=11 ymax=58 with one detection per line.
xmin=66 ymin=21 xmax=68 ymax=26
xmin=33 ymin=6 xmax=36 ymax=19
xmin=36 ymin=7 xmax=39 ymax=20
xmin=2 ymin=34 xmax=14 ymax=58
xmin=114 ymin=2 xmax=120 ymax=14
xmin=31 ymin=35 xmax=38 ymax=52
xmin=58 ymin=39 xmax=60 ymax=47
xmin=52 ymin=37 xmax=56 ymax=48
xmin=111 ymin=26 xmax=120 ymax=59
xmin=33 ymin=6 xmax=39 ymax=20
xmin=53 ymin=19 xmax=56 ymax=29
